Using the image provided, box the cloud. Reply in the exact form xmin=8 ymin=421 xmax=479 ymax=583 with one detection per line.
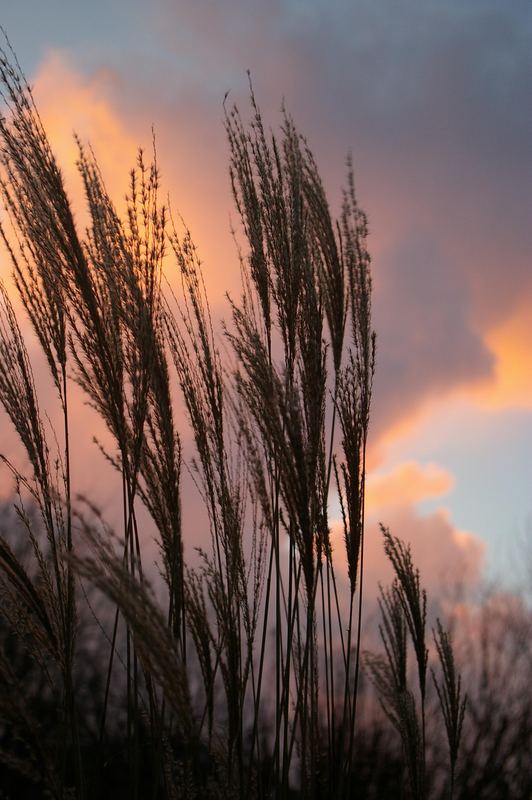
xmin=368 ymin=506 xmax=484 ymax=594
xmin=330 ymin=504 xmax=485 ymax=611
xmin=0 ymin=5 xmax=529 ymax=585
xmin=330 ymin=456 xmax=485 ymax=611
xmin=0 ymin=52 xmax=154 ymax=521
xmin=142 ymin=0 xmax=532 ymax=451
xmin=366 ymin=461 xmax=454 ymax=511
xmin=470 ymin=301 xmax=532 ymax=410
xmin=29 ymin=5 xmax=532 ymax=446
xmin=31 ymin=50 xmax=139 ymax=223
xmin=370 ymin=234 xmax=495 ymax=446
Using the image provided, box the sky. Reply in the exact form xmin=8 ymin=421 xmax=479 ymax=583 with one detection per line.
xmin=1 ymin=0 xmax=531 ymax=591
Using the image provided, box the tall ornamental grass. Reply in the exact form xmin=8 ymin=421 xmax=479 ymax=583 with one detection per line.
xmin=0 ymin=36 xmax=501 ymax=800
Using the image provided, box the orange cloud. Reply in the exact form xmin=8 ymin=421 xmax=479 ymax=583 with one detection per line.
xmin=31 ymin=50 xmax=241 ymax=305
xmin=0 ymin=52 xmax=240 ymax=519
xmin=472 ymin=302 xmax=532 ymax=410
xmin=0 ymin=52 xmax=152 ymax=525
xmin=31 ymin=50 xmax=139 ymax=224
xmin=0 ymin=52 xmax=143 ymax=283
xmin=369 ymin=297 xmax=532 ymax=458
xmin=366 ymin=461 xmax=454 ymax=511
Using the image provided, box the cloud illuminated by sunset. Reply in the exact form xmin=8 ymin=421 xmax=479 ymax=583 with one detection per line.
xmin=473 ymin=302 xmax=532 ymax=410
xmin=32 ymin=51 xmax=138 ymax=221
xmin=365 ymin=461 xmax=454 ymax=511
xmin=0 ymin=0 xmax=529 ymax=587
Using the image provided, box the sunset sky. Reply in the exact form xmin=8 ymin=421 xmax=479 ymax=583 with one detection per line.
xmin=2 ymin=0 xmax=531 ymax=590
